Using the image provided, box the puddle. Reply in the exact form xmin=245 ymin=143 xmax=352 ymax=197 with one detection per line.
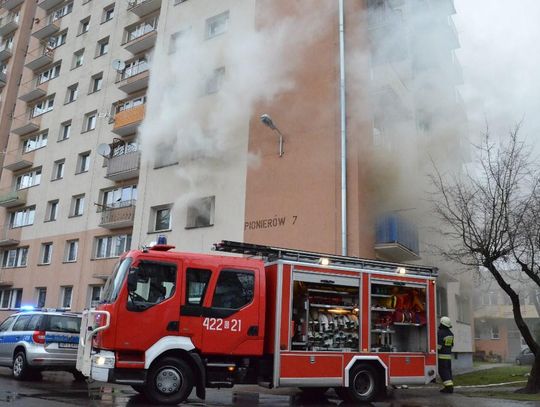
xmin=0 ymin=390 xmax=19 ymax=402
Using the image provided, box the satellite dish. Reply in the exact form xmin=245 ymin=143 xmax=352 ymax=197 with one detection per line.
xmin=97 ymin=143 xmax=111 ymax=158
xmin=112 ymin=59 xmax=126 ymax=72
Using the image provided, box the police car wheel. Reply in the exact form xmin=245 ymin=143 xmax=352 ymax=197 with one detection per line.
xmin=339 ymin=364 xmax=381 ymax=403
xmin=12 ymin=351 xmax=31 ymax=380
xmin=144 ymin=357 xmax=194 ymax=405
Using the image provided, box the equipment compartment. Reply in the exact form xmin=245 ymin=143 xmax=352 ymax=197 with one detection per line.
xmin=291 ymin=280 xmax=360 ymax=352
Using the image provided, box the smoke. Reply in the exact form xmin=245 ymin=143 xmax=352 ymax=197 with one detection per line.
xmin=139 ymin=3 xmax=332 ymax=209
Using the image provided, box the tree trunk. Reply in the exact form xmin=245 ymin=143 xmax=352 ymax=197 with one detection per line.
xmin=523 ymin=354 xmax=540 ymax=393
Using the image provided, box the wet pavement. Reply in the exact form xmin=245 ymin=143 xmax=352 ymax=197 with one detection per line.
xmin=0 ymin=368 xmax=539 ymax=407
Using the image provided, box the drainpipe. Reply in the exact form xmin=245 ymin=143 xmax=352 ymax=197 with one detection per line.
xmin=339 ymin=0 xmax=347 ymax=256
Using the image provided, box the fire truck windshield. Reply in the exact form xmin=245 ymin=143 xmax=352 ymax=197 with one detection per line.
xmin=101 ymin=257 xmax=133 ymax=303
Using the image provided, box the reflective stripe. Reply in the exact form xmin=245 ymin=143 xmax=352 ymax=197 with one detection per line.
xmin=444 ymin=336 xmax=454 ymax=346
xmin=443 ymin=380 xmax=454 ymax=386
xmin=437 ymin=344 xmax=442 ymax=350
xmin=438 ymin=354 xmax=452 ymax=360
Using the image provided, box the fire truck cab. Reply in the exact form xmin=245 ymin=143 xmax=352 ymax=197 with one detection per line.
xmin=77 ymin=241 xmax=438 ymax=405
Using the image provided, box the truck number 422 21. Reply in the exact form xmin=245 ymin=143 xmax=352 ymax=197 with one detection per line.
xmin=202 ymin=317 xmax=242 ymax=332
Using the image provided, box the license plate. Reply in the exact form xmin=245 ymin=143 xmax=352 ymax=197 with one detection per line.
xmin=58 ymin=342 xmax=78 ymax=349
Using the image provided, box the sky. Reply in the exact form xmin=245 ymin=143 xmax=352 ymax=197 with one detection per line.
xmin=453 ymin=0 xmax=540 ymax=143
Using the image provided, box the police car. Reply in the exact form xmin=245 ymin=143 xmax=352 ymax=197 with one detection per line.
xmin=0 ymin=308 xmax=83 ymax=380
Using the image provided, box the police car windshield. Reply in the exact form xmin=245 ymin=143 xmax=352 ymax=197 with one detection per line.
xmin=102 ymin=257 xmax=133 ymax=303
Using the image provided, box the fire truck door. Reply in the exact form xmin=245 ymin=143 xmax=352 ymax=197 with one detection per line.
xmin=201 ymin=268 xmax=260 ymax=355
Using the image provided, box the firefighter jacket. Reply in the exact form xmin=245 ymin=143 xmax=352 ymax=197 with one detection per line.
xmin=437 ymin=325 xmax=454 ymax=360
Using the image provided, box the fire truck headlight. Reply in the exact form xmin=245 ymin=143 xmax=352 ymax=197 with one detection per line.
xmin=93 ymin=355 xmax=115 ymax=368
xmin=319 ymin=258 xmax=330 ymax=266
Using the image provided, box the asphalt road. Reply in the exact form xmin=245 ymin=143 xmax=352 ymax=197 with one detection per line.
xmin=0 ymin=368 xmax=538 ymax=407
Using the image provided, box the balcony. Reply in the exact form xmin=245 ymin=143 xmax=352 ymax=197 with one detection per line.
xmin=11 ymin=115 xmax=40 ymax=136
xmin=0 ymin=44 xmax=12 ymax=61
xmin=99 ymin=200 xmax=136 ymax=229
xmin=106 ymin=151 xmax=141 ymax=181
xmin=1 ymin=0 xmax=24 ymax=10
xmin=37 ymin=0 xmax=65 ymax=11
xmin=25 ymin=47 xmax=54 ymax=71
xmin=124 ymin=28 xmax=157 ymax=55
xmin=3 ymin=150 xmax=33 ymax=171
xmin=375 ymin=214 xmax=420 ymax=261
xmin=0 ymin=187 xmax=27 ymax=208
xmin=116 ymin=66 xmax=149 ymax=94
xmin=113 ymin=103 xmax=145 ymax=136
xmin=127 ymin=0 xmax=162 ymax=17
xmin=0 ymin=223 xmax=20 ymax=246
xmin=18 ymin=78 xmax=48 ymax=103
xmin=32 ymin=18 xmax=59 ymax=40
xmin=0 ymin=13 xmax=19 ymax=37
xmin=0 ymin=71 xmax=6 ymax=88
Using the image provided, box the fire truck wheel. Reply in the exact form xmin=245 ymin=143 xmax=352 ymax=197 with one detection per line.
xmin=145 ymin=357 xmax=194 ymax=405
xmin=338 ymin=364 xmax=380 ymax=403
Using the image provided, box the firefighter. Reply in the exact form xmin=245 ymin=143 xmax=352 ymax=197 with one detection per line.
xmin=438 ymin=316 xmax=454 ymax=393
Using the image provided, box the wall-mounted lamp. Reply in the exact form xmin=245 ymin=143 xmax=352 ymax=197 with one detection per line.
xmin=260 ymin=114 xmax=284 ymax=157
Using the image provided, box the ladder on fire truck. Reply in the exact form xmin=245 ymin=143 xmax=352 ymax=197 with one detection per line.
xmin=213 ymin=240 xmax=437 ymax=277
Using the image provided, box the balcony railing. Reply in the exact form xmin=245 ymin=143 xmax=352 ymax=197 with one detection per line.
xmin=3 ymin=149 xmax=33 ymax=171
xmin=37 ymin=0 xmax=65 ymax=11
xmin=0 ymin=43 xmax=12 ymax=61
xmin=0 ymin=187 xmax=27 ymax=208
xmin=0 ymin=12 xmax=19 ymax=37
xmin=112 ymin=103 xmax=145 ymax=136
xmin=0 ymin=70 xmax=6 ymax=87
xmin=0 ymin=223 xmax=20 ymax=246
xmin=106 ymin=151 xmax=141 ymax=181
xmin=127 ymin=0 xmax=162 ymax=17
xmin=123 ymin=25 xmax=157 ymax=54
xmin=25 ymin=46 xmax=54 ymax=71
xmin=32 ymin=16 xmax=60 ymax=40
xmin=375 ymin=214 xmax=420 ymax=261
xmin=18 ymin=77 xmax=48 ymax=103
xmin=116 ymin=62 xmax=149 ymax=93
xmin=11 ymin=113 xmax=41 ymax=136
xmin=99 ymin=200 xmax=136 ymax=229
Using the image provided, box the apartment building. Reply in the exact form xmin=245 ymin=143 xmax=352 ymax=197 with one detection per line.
xmin=0 ymin=0 xmax=472 ymax=370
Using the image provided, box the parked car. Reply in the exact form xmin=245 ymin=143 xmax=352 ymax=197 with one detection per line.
xmin=516 ymin=347 xmax=535 ymax=365
xmin=0 ymin=309 xmax=83 ymax=380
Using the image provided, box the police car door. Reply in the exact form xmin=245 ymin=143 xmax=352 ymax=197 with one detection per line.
xmin=0 ymin=316 xmax=16 ymax=365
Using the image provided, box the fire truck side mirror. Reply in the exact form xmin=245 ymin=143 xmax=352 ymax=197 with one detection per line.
xmin=127 ymin=268 xmax=139 ymax=291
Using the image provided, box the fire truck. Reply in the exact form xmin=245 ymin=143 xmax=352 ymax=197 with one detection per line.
xmin=76 ymin=240 xmax=438 ymax=405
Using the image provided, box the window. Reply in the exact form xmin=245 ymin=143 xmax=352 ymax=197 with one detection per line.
xmin=65 ymin=240 xmax=78 ymax=262
xmin=77 ymin=152 xmax=90 ymax=173
xmin=51 ymin=2 xmax=73 ymax=22
xmin=95 ymin=234 xmax=131 ymax=259
xmin=116 ymin=95 xmax=146 ymax=113
xmin=121 ymin=57 xmax=148 ymax=80
xmin=2 ymin=34 xmax=13 ymax=51
xmin=36 ymin=288 xmax=46 ymax=308
xmin=84 ymin=111 xmax=97 ymax=131
xmin=436 ymin=286 xmax=448 ymax=318
xmin=103 ymin=4 xmax=114 ymax=22
xmin=127 ymin=262 xmax=176 ymax=310
xmin=206 ymin=67 xmax=225 ymax=94
xmin=101 ymin=185 xmax=137 ymax=209
xmin=60 ymin=286 xmax=73 ymax=309
xmin=186 ymin=196 xmax=215 ymax=229
xmin=52 ymin=159 xmax=65 ymax=180
xmin=31 ymin=95 xmax=54 ymax=117
xmin=154 ymin=139 xmax=178 ymax=168
xmin=456 ymin=294 xmax=470 ymax=324
xmin=0 ymin=289 xmax=22 ymax=310
xmin=70 ymin=194 xmax=85 ymax=217
xmin=168 ymin=30 xmax=184 ymax=54
xmin=206 ymin=11 xmax=229 ymax=39
xmin=212 ymin=270 xmax=254 ymax=309
xmin=88 ymin=286 xmax=102 ymax=308
xmin=0 ymin=315 xmax=15 ymax=330
xmin=65 ymin=83 xmax=78 ymax=103
xmin=13 ymin=315 xmax=32 ymax=331
xmin=72 ymin=49 xmax=84 ymax=69
xmin=2 ymin=248 xmax=28 ymax=268
xmin=174 ymin=0 xmax=188 ymax=5
xmin=186 ymin=268 xmax=211 ymax=306
xmin=46 ymin=30 xmax=67 ymax=49
xmin=491 ymin=325 xmax=500 ymax=339
xmin=96 ymin=36 xmax=109 ymax=57
xmin=9 ymin=207 xmax=35 ymax=228
xmin=46 ymin=200 xmax=58 ymax=222
xmin=153 ymin=205 xmax=172 ymax=232
xmin=15 ymin=168 xmax=41 ymax=190
xmin=79 ymin=17 xmax=90 ymax=35
xmin=37 ymin=63 xmax=61 ymax=85
xmin=23 ymin=131 xmax=48 ymax=152
xmin=59 ymin=121 xmax=71 ymax=141
xmin=125 ymin=15 xmax=158 ymax=43
xmin=40 ymin=243 xmax=52 ymax=265
xmin=90 ymin=72 xmax=103 ymax=93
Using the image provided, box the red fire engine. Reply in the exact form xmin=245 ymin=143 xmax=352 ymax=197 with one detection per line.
xmin=76 ymin=240 xmax=438 ymax=405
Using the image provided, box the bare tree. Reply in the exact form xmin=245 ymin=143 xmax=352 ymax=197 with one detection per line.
xmin=430 ymin=124 xmax=540 ymax=393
